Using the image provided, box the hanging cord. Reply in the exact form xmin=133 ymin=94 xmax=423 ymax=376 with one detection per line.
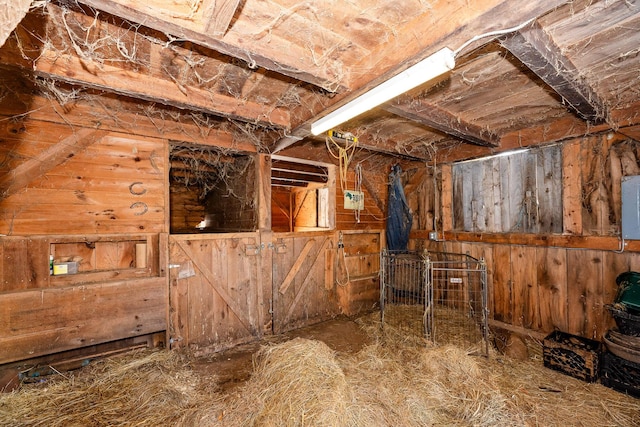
xmin=354 ymin=162 xmax=363 ymax=223
xmin=336 ymin=231 xmax=350 ymax=286
xmin=326 ymin=132 xmax=357 ymax=192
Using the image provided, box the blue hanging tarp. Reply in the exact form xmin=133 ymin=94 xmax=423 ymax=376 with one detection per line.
xmin=386 ymin=164 xmax=412 ymax=251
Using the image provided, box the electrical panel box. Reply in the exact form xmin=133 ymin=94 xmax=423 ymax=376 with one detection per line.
xmin=621 ymin=175 xmax=640 ymax=240
xmin=343 ymin=190 xmax=364 ymax=210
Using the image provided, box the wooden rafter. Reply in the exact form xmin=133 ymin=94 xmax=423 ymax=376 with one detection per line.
xmin=0 ymin=128 xmax=108 ymax=199
xmin=28 ymin=49 xmax=290 ymax=129
xmin=76 ymin=0 xmax=345 ymax=92
xmin=385 ymin=101 xmax=500 ymax=148
xmin=202 ymin=0 xmax=241 ymax=35
xmin=500 ymin=20 xmax=608 ymax=123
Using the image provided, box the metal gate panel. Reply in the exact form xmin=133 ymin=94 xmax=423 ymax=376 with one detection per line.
xmin=381 ymin=250 xmax=488 ymax=356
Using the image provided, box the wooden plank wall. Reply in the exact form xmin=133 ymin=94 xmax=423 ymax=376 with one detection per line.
xmin=170 ymin=184 xmax=205 ymax=233
xmin=271 ymin=187 xmax=292 ymax=232
xmin=415 ymin=239 xmax=640 ymax=341
xmin=451 ymin=145 xmax=563 ymax=234
xmin=410 ymin=132 xmax=640 ymax=341
xmin=336 ymin=230 xmax=384 ymax=315
xmin=0 ymin=89 xmax=252 ymax=364
xmin=204 ymin=156 xmax=257 ymax=232
xmin=335 ymin=162 xmax=389 ymax=231
xmin=0 ymin=126 xmax=166 ymax=235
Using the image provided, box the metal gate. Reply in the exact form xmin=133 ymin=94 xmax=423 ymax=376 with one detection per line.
xmin=381 ymin=250 xmax=489 ymax=356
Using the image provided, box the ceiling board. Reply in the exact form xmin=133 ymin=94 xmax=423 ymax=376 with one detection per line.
xmin=0 ymin=0 xmax=639 ymax=163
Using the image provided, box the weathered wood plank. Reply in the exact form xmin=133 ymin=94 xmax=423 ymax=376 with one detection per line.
xmin=257 ymin=231 xmax=272 ymax=335
xmin=580 ymin=135 xmax=611 ymax=235
xmin=282 ymin=238 xmax=332 ymax=326
xmin=492 ymin=245 xmax=511 ymax=323
xmin=536 ymin=247 xmax=568 ymax=333
xmin=451 ymin=163 xmax=464 ymax=230
xmin=439 ymin=230 xmax=640 ymax=252
xmin=386 ymin=101 xmax=499 ymax=147
xmin=202 ymin=0 xmax=241 ymax=35
xmin=501 ymin=20 xmax=607 ymax=122
xmin=67 ymin=0 xmax=344 ymax=91
xmin=0 ymin=277 xmax=166 ymax=364
xmin=257 ymin=154 xmax=272 ymax=232
xmin=1 ymin=239 xmax=30 ymax=292
xmin=1 ymin=97 xmax=256 ymax=152
xmin=566 ymin=249 xmax=602 ymax=339
xmin=28 ymin=50 xmax=290 ymax=129
xmin=0 ymin=129 xmax=107 ymax=200
xmin=536 ymin=144 xmax=563 ymax=233
xmin=175 ymin=239 xmax=253 ymax=333
xmin=511 ymin=246 xmax=538 ymax=329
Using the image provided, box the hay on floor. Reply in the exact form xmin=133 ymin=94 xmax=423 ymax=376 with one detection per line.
xmin=0 ymin=350 xmax=220 ymax=427
xmin=2 ymin=314 xmax=640 ymax=427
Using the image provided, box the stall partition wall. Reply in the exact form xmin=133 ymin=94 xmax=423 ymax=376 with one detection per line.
xmin=168 ymin=230 xmax=383 ymax=354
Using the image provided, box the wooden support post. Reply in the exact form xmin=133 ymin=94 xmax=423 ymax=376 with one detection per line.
xmin=257 ymin=154 xmax=272 ymax=232
xmin=440 ymin=164 xmax=453 ymax=233
xmin=562 ymin=140 xmax=583 ymax=235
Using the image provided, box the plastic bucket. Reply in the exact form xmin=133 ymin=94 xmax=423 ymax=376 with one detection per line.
xmin=615 ymin=272 xmax=640 ymax=314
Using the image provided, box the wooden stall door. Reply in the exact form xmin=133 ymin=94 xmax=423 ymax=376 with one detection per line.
xmin=168 ymin=233 xmax=267 ymax=355
xmin=271 ymin=232 xmax=340 ymax=334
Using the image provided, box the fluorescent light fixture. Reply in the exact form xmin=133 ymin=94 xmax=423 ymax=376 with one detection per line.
xmin=311 ymin=47 xmax=456 ymax=136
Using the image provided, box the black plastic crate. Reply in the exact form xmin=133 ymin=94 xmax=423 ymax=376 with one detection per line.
xmin=543 ymin=331 xmax=601 ymax=382
xmin=600 ymin=351 xmax=640 ymax=398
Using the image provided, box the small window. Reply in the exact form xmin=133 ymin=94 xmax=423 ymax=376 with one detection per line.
xmin=452 ymin=145 xmax=562 ymax=233
xmin=271 ymin=156 xmax=335 ymax=232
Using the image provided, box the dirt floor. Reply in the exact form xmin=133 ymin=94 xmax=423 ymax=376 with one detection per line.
xmin=190 ymin=315 xmax=372 ymax=392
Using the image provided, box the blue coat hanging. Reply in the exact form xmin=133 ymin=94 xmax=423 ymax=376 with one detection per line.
xmin=386 ymin=164 xmax=412 ymax=251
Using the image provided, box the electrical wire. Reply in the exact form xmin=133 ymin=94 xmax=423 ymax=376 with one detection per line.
xmin=453 ymin=18 xmax=535 ymax=58
xmin=354 ymin=162 xmax=363 ymax=223
xmin=336 ymin=231 xmax=350 ymax=286
xmin=325 ymin=132 xmax=357 ymax=192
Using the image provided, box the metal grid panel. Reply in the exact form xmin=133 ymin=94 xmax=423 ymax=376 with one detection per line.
xmin=380 ymin=250 xmax=432 ymax=340
xmin=380 ymin=250 xmax=488 ymax=356
xmin=428 ymin=252 xmax=489 ymax=356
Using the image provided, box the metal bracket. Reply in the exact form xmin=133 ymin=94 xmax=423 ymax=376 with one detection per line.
xmin=244 ymin=244 xmax=261 ymax=256
xmin=273 ymin=238 xmax=287 ymax=254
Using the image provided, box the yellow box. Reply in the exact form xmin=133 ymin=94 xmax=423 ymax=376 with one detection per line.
xmin=53 ymin=262 xmax=78 ymax=275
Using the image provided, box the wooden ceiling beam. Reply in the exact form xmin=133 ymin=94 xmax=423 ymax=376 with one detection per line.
xmin=500 ymin=20 xmax=608 ymax=123
xmin=273 ymin=0 xmax=567 ymax=154
xmin=202 ymin=0 xmax=241 ymax=36
xmin=0 ymin=88 xmax=258 ymax=153
xmin=76 ymin=0 xmax=344 ymax=92
xmin=384 ymin=101 xmax=500 ymax=148
xmin=26 ymin=49 xmax=290 ymax=129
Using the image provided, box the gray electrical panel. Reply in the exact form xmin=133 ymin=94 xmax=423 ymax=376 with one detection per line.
xmin=622 ymin=175 xmax=640 ymax=240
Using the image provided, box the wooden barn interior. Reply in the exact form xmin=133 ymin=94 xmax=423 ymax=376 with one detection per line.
xmin=2 ymin=0 xmax=640 ymax=425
